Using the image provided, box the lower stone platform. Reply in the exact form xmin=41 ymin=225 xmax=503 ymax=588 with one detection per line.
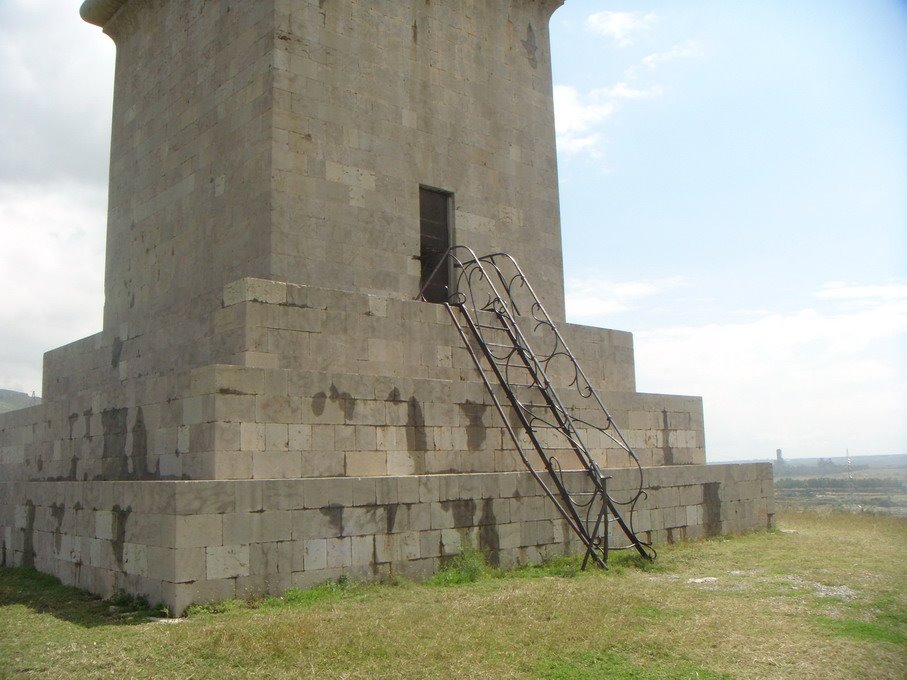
xmin=0 ymin=463 xmax=773 ymax=615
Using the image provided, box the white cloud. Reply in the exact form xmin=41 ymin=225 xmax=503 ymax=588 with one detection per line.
xmin=815 ymin=282 xmax=907 ymax=301
xmin=595 ymin=82 xmax=663 ymax=100
xmin=554 ymin=33 xmax=695 ymax=158
xmin=566 ymin=276 xmax=686 ymax=318
xmin=586 ymin=11 xmax=659 ymax=47
xmin=624 ymin=40 xmax=705 ymax=79
xmin=0 ymin=0 xmax=114 ymax=184
xmin=566 ymin=279 xmax=907 ymax=460
xmin=0 ymin=1 xmax=111 ymax=395
xmin=0 ymin=182 xmax=106 ymax=393
xmin=638 ymin=302 xmax=906 ymax=460
xmin=553 ymin=85 xmax=615 ymax=156
xmin=553 ymin=83 xmax=661 ymax=156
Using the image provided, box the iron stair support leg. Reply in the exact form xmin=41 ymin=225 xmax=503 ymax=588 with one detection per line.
xmin=483 ymin=305 xmax=651 ymax=564
xmin=452 ymin=304 xmax=608 ymax=568
xmin=443 ymin=303 xmax=606 ymax=566
xmin=582 ymin=476 xmax=611 ymax=570
xmin=606 ymin=496 xmax=654 ymax=561
xmin=488 ymin=308 xmax=618 ymax=563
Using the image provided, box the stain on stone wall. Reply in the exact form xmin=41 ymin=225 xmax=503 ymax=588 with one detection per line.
xmin=21 ymin=500 xmax=36 ymax=568
xmin=101 ymin=408 xmax=129 ymax=479
xmin=110 ymin=336 xmax=123 ymax=367
xmin=521 ymin=22 xmax=538 ymax=68
xmin=130 ymin=407 xmax=151 ymax=479
xmin=386 ymin=504 xmax=398 ymax=533
xmin=459 ymin=400 xmax=488 ymax=451
xmin=50 ymin=503 xmax=66 ymax=554
xmin=319 ymin=507 xmax=344 ymax=536
xmin=703 ymin=482 xmax=721 ymax=537
xmin=478 ymin=498 xmax=500 ymax=566
xmin=450 ymin=499 xmax=477 ymax=528
xmin=661 ymin=409 xmax=674 ymax=466
xmin=312 ymin=391 xmax=326 ymax=416
xmin=82 ymin=408 xmax=93 ymax=439
xmin=329 ymin=384 xmax=356 ymax=422
xmin=406 ymin=397 xmax=428 ymax=452
xmin=111 ymin=504 xmax=132 ymax=571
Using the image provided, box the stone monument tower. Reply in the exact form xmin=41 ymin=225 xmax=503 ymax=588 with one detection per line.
xmin=0 ymin=0 xmax=773 ymax=615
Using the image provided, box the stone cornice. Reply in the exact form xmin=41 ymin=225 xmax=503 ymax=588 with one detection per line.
xmin=81 ymin=0 xmax=566 ymax=28
xmin=80 ymin=0 xmax=129 ymax=27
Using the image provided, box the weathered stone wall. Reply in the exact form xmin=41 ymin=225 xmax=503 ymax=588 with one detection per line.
xmin=269 ymin=0 xmax=567 ymax=318
xmin=10 ymin=0 xmax=772 ymax=618
xmin=100 ymin=0 xmax=276 ymax=337
xmin=2 ymin=278 xmax=704 ymax=483
xmin=90 ymin=0 xmax=567 ymax=342
xmin=0 ymin=464 xmax=774 ymax=616
xmin=0 ymin=368 xmax=702 ymax=483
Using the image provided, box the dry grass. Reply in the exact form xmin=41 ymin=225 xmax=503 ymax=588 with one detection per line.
xmin=1 ymin=509 xmax=904 ymax=679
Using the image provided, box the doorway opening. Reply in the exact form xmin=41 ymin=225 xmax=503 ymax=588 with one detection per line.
xmin=419 ymin=186 xmax=453 ymax=303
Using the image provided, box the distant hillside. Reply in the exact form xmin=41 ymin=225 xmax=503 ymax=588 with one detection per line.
xmin=774 ymin=453 xmax=907 ymax=469
xmin=0 ymin=389 xmax=41 ymax=414
xmin=717 ymin=453 xmax=907 ymax=468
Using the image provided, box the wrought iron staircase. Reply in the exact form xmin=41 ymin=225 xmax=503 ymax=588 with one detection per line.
xmin=418 ymin=247 xmax=655 ymax=568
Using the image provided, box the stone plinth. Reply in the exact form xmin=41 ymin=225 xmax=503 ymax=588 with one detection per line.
xmin=1 ymin=464 xmax=774 ymax=616
xmin=0 ymin=0 xmax=774 ymax=615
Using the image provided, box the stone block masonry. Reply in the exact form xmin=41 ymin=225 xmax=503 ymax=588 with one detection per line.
xmin=82 ymin=0 xmax=569 ymax=340
xmin=0 ymin=464 xmax=774 ymax=616
xmin=0 ymin=279 xmax=705 ymax=484
xmin=0 ymin=0 xmax=775 ymax=614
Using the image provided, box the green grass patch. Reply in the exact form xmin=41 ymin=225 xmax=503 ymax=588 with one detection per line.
xmin=426 ymin=545 xmax=662 ymax=586
xmin=0 ymin=567 xmax=164 ymax=624
xmin=607 ymin=550 xmax=665 ymax=574
xmin=869 ymin=594 xmax=907 ymax=628
xmin=2 ymin=510 xmax=905 ymax=679
xmin=184 ymin=598 xmax=248 ymax=616
xmin=535 ymin=650 xmax=729 ymax=680
xmin=427 ymin=542 xmax=491 ymax=585
xmin=185 ymin=577 xmax=366 ymax=616
xmin=262 ymin=579 xmax=358 ymax=609
xmin=506 ymin=554 xmax=583 ymax=578
xmin=817 ymin=616 xmax=907 ymax=645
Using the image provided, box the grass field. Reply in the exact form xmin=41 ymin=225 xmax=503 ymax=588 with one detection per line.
xmin=1 ymin=509 xmax=904 ymax=679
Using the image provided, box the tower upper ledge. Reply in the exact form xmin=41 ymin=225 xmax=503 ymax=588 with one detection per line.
xmin=82 ymin=0 xmax=566 ymax=28
xmin=80 ymin=0 xmax=126 ymax=27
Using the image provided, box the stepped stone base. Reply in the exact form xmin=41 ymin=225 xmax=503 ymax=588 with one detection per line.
xmin=0 ymin=275 xmax=759 ymax=616
xmin=0 ymin=464 xmax=774 ymax=616
xmin=4 ymin=0 xmax=779 ymax=618
xmin=0 ymin=279 xmax=705 ymax=484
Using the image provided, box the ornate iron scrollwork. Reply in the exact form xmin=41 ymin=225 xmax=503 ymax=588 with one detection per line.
xmin=419 ymin=247 xmax=655 ymax=567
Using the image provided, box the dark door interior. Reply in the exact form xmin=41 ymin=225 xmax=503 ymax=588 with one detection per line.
xmin=419 ymin=187 xmax=451 ymax=303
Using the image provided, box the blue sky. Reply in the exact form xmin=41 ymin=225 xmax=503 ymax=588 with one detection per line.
xmin=0 ymin=1 xmax=904 ymax=461
xmin=549 ymin=2 xmax=906 ymax=459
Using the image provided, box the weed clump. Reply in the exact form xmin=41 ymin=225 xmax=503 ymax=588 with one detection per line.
xmin=184 ymin=599 xmax=246 ymax=617
xmin=262 ymin=577 xmax=355 ymax=609
xmin=428 ymin=543 xmax=490 ymax=585
xmin=107 ymin=589 xmax=169 ymax=618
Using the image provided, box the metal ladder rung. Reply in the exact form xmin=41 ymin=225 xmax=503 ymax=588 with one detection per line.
xmin=420 ymin=248 xmax=655 ymax=569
